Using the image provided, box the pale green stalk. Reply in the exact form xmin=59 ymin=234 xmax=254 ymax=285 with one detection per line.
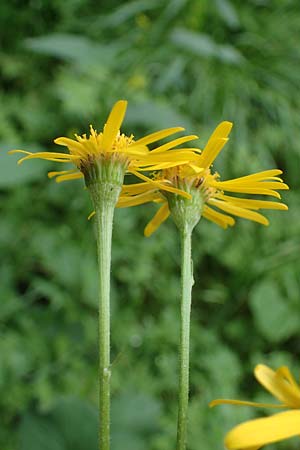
xmin=87 ymin=159 xmax=125 ymax=450
xmin=176 ymin=228 xmax=193 ymax=450
xmin=94 ymin=198 xmax=115 ymax=450
xmin=167 ymin=184 xmax=203 ymax=450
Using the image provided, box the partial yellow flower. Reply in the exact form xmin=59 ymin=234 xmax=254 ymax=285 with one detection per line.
xmin=210 ymin=364 xmax=300 ymax=450
xmin=117 ymin=122 xmax=288 ymax=236
xmin=9 ymin=100 xmax=198 ymax=197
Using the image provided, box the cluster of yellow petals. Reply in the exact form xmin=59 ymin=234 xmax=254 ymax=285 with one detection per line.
xmin=9 ymin=100 xmax=288 ymax=232
xmin=210 ymin=364 xmax=300 ymax=449
xmin=118 ymin=121 xmax=288 ymax=235
xmin=9 ymin=100 xmax=199 ymax=191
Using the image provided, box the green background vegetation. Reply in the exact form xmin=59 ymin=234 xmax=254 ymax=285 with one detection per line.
xmin=1 ymin=1 xmax=299 ymax=449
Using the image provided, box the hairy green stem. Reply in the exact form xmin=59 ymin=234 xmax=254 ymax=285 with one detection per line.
xmin=176 ymin=228 xmax=193 ymax=450
xmin=87 ymin=158 xmax=125 ymax=450
xmin=95 ymin=201 xmax=115 ymax=450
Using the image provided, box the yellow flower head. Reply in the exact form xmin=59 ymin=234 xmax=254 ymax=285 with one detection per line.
xmin=210 ymin=364 xmax=300 ymax=449
xmin=9 ymin=100 xmax=198 ymax=187
xmin=118 ymin=122 xmax=288 ymax=235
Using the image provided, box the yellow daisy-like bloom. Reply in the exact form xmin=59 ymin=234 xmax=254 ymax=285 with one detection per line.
xmin=9 ymin=100 xmax=198 ymax=197
xmin=210 ymin=364 xmax=300 ymax=450
xmin=117 ymin=122 xmax=288 ymax=236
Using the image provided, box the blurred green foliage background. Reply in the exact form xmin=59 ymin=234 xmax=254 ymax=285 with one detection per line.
xmin=1 ymin=0 xmax=300 ymax=449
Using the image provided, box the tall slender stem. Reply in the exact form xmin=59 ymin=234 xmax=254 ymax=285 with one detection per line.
xmin=95 ymin=201 xmax=115 ymax=450
xmin=176 ymin=228 xmax=193 ymax=450
xmin=87 ymin=158 xmax=125 ymax=450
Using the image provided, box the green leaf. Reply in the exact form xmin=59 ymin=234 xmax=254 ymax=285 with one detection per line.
xmin=18 ymin=414 xmax=65 ymax=450
xmin=112 ymin=392 xmax=161 ymax=432
xmin=102 ymin=0 xmax=160 ymax=27
xmin=51 ymin=397 xmax=98 ymax=450
xmin=111 ymin=392 xmax=161 ymax=450
xmin=215 ymin=0 xmax=240 ymax=28
xmin=18 ymin=401 xmax=98 ymax=450
xmin=249 ymin=280 xmax=300 ymax=343
xmin=24 ymin=34 xmax=117 ymax=68
xmin=170 ymin=28 xmax=244 ymax=64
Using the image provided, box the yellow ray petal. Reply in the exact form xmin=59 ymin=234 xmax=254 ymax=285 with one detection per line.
xmin=117 ymin=191 xmax=158 ymax=208
xmin=77 ymin=134 xmax=99 ymax=155
xmin=144 ymin=203 xmax=170 ymax=237
xmin=224 ymin=410 xmax=300 ymax=450
xmin=121 ymin=182 xmax=154 ymax=195
xmin=209 ymin=199 xmax=269 ymax=225
xmin=207 ymin=121 xmax=233 ymax=141
xmin=199 ymin=121 xmax=233 ymax=167
xmin=131 ymin=170 xmax=191 ymax=199
xmin=137 ymin=151 xmax=200 ymax=170
xmin=10 ymin=150 xmax=77 ymax=160
xmin=276 ymin=366 xmax=300 ymax=390
xmin=216 ymin=194 xmax=288 ymax=211
xmin=48 ymin=169 xmax=79 ymax=179
xmin=55 ymin=172 xmax=84 ymax=183
xmin=133 ymin=127 xmax=184 ymax=146
xmin=54 ymin=137 xmax=84 ymax=152
xmin=122 ymin=145 xmax=149 ymax=156
xmin=137 ymin=152 xmax=195 ymax=165
xmin=209 ymin=399 xmax=286 ymax=409
xmin=202 ymin=205 xmax=235 ymax=228
xmin=8 ymin=149 xmax=32 ymax=155
xmin=149 ymin=135 xmax=198 ymax=154
xmin=219 ymin=181 xmax=289 ymax=191
xmin=241 ymin=447 xmax=259 ymax=450
xmin=138 ymin=162 xmax=187 ymax=171
xmin=16 ymin=151 xmax=80 ymax=163
xmin=188 ymin=163 xmax=204 ymax=174
xmin=199 ymin=138 xmax=229 ymax=168
xmin=212 ymin=185 xmax=282 ymax=199
xmin=222 ymin=170 xmax=283 ymax=184
xmin=102 ymin=100 xmax=127 ymax=151
xmin=18 ymin=156 xmax=78 ymax=165
xmin=254 ymin=365 xmax=300 ymax=408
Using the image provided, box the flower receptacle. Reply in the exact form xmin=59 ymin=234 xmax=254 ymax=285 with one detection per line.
xmin=167 ymin=181 xmax=204 ymax=234
xmin=84 ymin=154 xmax=128 ymax=209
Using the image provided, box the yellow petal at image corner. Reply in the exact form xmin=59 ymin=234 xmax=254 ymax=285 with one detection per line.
xmin=209 ymin=399 xmax=286 ymax=409
xmin=224 ymin=410 xmax=300 ymax=449
xmin=254 ymin=365 xmax=300 ymax=408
